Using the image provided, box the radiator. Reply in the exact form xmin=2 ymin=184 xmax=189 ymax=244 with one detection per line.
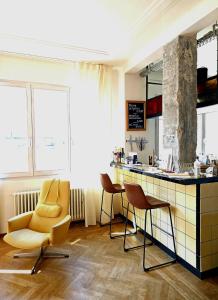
xmin=13 ymin=188 xmax=85 ymax=221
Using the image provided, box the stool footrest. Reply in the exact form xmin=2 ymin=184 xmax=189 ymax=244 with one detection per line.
xmin=124 ymin=241 xmax=153 ymax=251
xmin=100 ymin=219 xmax=123 ymax=227
xmin=144 ymin=258 xmax=176 ymax=271
xmin=110 ymin=229 xmax=137 ymax=239
xmin=151 ymin=223 xmax=173 ymax=237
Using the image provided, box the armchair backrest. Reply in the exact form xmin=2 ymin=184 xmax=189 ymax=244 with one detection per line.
xmin=28 ymin=180 xmax=70 ymax=233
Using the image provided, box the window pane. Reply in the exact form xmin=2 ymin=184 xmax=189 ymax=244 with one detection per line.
xmin=196 ymin=114 xmax=202 ymax=155
xmin=204 ymin=111 xmax=218 ymax=157
xmin=0 ymin=85 xmax=29 ymax=173
xmin=34 ymin=89 xmax=69 ymax=171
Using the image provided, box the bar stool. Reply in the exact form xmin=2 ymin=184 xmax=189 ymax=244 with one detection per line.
xmin=99 ymin=173 xmax=127 ymax=239
xmin=124 ymin=182 xmax=177 ymax=271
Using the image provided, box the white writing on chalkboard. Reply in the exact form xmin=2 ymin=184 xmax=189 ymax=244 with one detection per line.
xmin=128 ymin=102 xmax=145 ymax=129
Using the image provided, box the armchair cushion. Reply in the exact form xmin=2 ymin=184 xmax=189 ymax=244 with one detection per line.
xmin=3 ymin=228 xmax=50 ymax=249
xmin=36 ymin=203 xmax=62 ymax=218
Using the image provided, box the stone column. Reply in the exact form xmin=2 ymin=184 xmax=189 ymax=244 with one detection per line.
xmin=163 ymin=35 xmax=197 ymax=171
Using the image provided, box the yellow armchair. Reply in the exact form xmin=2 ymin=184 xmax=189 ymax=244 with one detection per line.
xmin=4 ymin=179 xmax=71 ymax=274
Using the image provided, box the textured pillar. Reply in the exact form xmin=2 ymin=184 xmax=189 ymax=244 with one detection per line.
xmin=163 ymin=35 xmax=197 ymax=170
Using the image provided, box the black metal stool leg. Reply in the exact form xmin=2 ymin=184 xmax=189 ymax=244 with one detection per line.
xmin=169 ymin=207 xmax=177 ymax=258
xmin=121 ymin=192 xmax=125 ymax=217
xmin=123 ymin=206 xmax=151 ymax=251
xmin=149 ymin=209 xmax=154 ymax=245
xmin=143 ymin=207 xmax=177 ymax=271
xmin=99 ymin=189 xmax=104 ymax=226
xmin=133 ymin=206 xmax=138 ymax=235
xmin=143 ymin=209 xmax=148 ymax=270
xmin=123 ymin=202 xmax=129 ymax=251
xmin=109 ymin=193 xmax=114 ymax=239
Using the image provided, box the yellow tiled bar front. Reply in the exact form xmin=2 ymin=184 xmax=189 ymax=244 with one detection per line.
xmin=114 ymin=168 xmax=197 ymax=268
xmin=200 ymin=183 xmax=218 ymax=272
xmin=113 ymin=167 xmax=218 ymax=277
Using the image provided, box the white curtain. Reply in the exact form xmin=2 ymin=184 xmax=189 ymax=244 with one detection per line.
xmin=70 ymin=63 xmax=124 ymax=226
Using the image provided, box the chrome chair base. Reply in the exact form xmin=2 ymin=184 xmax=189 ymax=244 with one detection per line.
xmin=14 ymin=247 xmax=69 ymax=275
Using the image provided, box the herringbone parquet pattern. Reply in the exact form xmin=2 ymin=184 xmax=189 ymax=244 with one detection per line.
xmin=0 ymin=223 xmax=218 ymax=300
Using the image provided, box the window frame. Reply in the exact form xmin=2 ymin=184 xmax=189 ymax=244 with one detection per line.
xmin=0 ymin=80 xmax=70 ymax=178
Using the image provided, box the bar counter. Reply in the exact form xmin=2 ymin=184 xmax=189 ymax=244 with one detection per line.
xmin=111 ymin=163 xmax=218 ymax=278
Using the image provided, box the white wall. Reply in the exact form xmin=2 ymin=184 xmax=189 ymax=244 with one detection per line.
xmin=125 ymin=73 xmax=156 ymax=164
xmin=0 ymin=54 xmax=122 ymax=233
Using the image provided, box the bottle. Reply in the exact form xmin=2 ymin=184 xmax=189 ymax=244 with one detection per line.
xmin=194 ymin=157 xmax=201 ymax=177
xmin=121 ymin=148 xmax=125 ymax=164
xmin=206 ymin=155 xmax=210 ymax=165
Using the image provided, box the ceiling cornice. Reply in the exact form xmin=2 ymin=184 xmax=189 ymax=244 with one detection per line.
xmin=0 ymin=34 xmax=109 ymax=56
xmin=128 ymin=0 xmax=179 ymax=38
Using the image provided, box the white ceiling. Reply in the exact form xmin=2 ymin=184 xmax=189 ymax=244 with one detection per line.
xmin=0 ymin=0 xmax=175 ymax=65
xmin=0 ymin=0 xmax=217 ymax=70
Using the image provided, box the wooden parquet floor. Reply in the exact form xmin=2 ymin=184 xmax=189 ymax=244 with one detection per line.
xmin=0 ymin=222 xmax=218 ymax=300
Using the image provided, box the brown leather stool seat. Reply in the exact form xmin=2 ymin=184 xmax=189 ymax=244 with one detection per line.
xmin=99 ymin=173 xmax=126 ymax=239
xmin=124 ymin=182 xmax=176 ymax=271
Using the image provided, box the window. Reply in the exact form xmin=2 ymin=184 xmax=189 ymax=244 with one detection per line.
xmin=33 ymin=88 xmax=69 ymax=174
xmin=158 ymin=105 xmax=218 ymax=162
xmin=0 ymin=81 xmax=69 ymax=178
xmin=197 ymin=105 xmax=218 ymax=158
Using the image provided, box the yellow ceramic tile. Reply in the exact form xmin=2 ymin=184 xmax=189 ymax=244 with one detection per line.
xmin=175 ymin=217 xmax=185 ymax=233
xmin=186 ymin=194 xmax=196 ymax=210
xmin=167 ymin=236 xmax=175 ymax=252
xmin=201 ymin=241 xmax=212 ymax=256
xmin=159 ymin=187 xmax=168 ymax=201
xmin=175 ymin=205 xmax=186 ymax=220
xmin=141 ymin=181 xmax=147 ymax=192
xmin=160 ymin=179 xmax=168 ymax=188
xmin=176 ymin=230 xmax=185 ymax=246
xmin=136 ymin=179 xmax=142 ymax=185
xmin=153 ymin=178 xmax=160 ymax=185
xmin=154 ymin=227 xmax=160 ymax=241
xmin=141 ymin=175 xmax=147 ymax=182
xmin=212 ymin=224 xmax=218 ymax=240
xmin=160 ymin=220 xmax=168 ymax=232
xmin=176 ymin=192 xmax=186 ymax=207
xmin=200 ymin=255 xmax=212 ymax=272
xmin=176 ymin=243 xmax=185 ymax=259
xmin=186 ymin=208 xmax=196 ymax=225
xmin=211 ymin=239 xmax=218 ymax=254
xmin=147 ymin=176 xmax=154 ymax=184
xmin=201 ymin=212 xmax=218 ymax=226
xmin=153 ymin=184 xmax=160 ymax=196
xmin=200 ymin=182 xmax=218 ymax=198
xmin=160 ymin=231 xmax=168 ymax=245
xmin=176 ymin=184 xmax=186 ymax=193
xmin=186 ymin=222 xmax=196 ymax=239
xmin=212 ymin=253 xmax=218 ymax=269
xmin=201 ymin=196 xmax=218 ymax=213
xmin=186 ymin=249 xmax=196 ymax=267
xmin=147 ymin=183 xmax=154 ymax=194
xmin=201 ymin=225 xmax=212 ymax=242
xmin=168 ymin=189 xmax=176 ymax=204
xmin=186 ymin=235 xmax=196 ymax=253
xmin=136 ymin=173 xmax=142 ymax=180
xmin=185 ymin=185 xmax=196 ymax=197
xmin=161 ymin=208 xmax=169 ymax=223
xmin=167 ymin=181 xmax=176 ymax=190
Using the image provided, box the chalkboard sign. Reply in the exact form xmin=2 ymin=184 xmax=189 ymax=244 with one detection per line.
xmin=126 ymin=100 xmax=146 ymax=131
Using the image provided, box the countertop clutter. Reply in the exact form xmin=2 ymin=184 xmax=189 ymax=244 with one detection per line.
xmin=110 ymin=162 xmax=218 ymax=185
